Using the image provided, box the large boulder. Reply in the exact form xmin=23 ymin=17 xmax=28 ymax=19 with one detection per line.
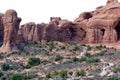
xmin=0 ymin=9 xmax=21 ymax=53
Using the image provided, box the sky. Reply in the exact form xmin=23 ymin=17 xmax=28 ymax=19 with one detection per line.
xmin=0 ymin=0 xmax=117 ymax=24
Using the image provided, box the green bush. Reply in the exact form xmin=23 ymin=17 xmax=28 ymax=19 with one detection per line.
xmin=80 ymin=44 xmax=86 ymax=46
xmin=113 ymin=67 xmax=120 ymax=73
xmin=73 ymin=57 xmax=79 ymax=62
xmin=46 ymin=73 xmax=51 ymax=78
xmin=85 ymin=52 xmax=91 ymax=57
xmin=9 ymin=73 xmax=25 ymax=80
xmin=59 ymin=70 xmax=67 ymax=78
xmin=48 ymin=41 xmax=55 ymax=51
xmin=108 ymin=52 xmax=115 ymax=55
xmin=25 ymin=72 xmax=37 ymax=79
xmin=55 ymin=54 xmax=63 ymax=61
xmin=86 ymin=57 xmax=100 ymax=63
xmin=62 ymin=78 xmax=67 ymax=80
xmin=23 ymin=64 xmax=31 ymax=69
xmin=94 ymin=50 xmax=107 ymax=56
xmin=79 ymin=57 xmax=86 ymax=62
xmin=51 ymin=71 xmax=58 ymax=77
xmin=72 ymin=46 xmax=80 ymax=51
xmin=76 ymin=70 xmax=86 ymax=76
xmin=87 ymin=45 xmax=92 ymax=51
xmin=28 ymin=57 xmax=40 ymax=66
xmin=95 ymin=45 xmax=103 ymax=50
xmin=107 ymin=76 xmax=119 ymax=80
xmin=63 ymin=60 xmax=73 ymax=64
xmin=1 ymin=64 xmax=11 ymax=71
xmin=68 ymin=71 xmax=73 ymax=76
xmin=61 ymin=46 xmax=66 ymax=50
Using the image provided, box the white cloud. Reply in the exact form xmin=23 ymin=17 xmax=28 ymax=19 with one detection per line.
xmin=0 ymin=0 xmax=115 ymax=24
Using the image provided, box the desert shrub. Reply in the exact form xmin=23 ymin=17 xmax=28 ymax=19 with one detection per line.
xmin=87 ymin=45 xmax=92 ymax=51
xmin=25 ymin=72 xmax=37 ymax=79
xmin=62 ymin=78 xmax=67 ymax=80
xmin=48 ymin=41 xmax=55 ymax=51
xmin=76 ymin=70 xmax=86 ymax=76
xmin=108 ymin=52 xmax=115 ymax=55
xmin=51 ymin=71 xmax=58 ymax=77
xmin=79 ymin=57 xmax=86 ymax=62
xmin=113 ymin=66 xmax=120 ymax=73
xmin=68 ymin=71 xmax=73 ymax=76
xmin=107 ymin=76 xmax=119 ymax=80
xmin=63 ymin=60 xmax=73 ymax=64
xmin=86 ymin=57 xmax=100 ymax=63
xmin=55 ymin=54 xmax=63 ymax=61
xmin=59 ymin=70 xmax=67 ymax=78
xmin=85 ymin=52 xmax=91 ymax=57
xmin=46 ymin=73 xmax=51 ymax=78
xmin=23 ymin=64 xmax=31 ymax=69
xmin=72 ymin=46 xmax=80 ymax=51
xmin=1 ymin=64 xmax=11 ymax=71
xmin=61 ymin=46 xmax=66 ymax=50
xmin=28 ymin=57 xmax=40 ymax=66
xmin=80 ymin=44 xmax=86 ymax=46
xmin=72 ymin=57 xmax=79 ymax=62
xmin=94 ymin=50 xmax=107 ymax=56
xmin=9 ymin=73 xmax=25 ymax=80
xmin=95 ymin=45 xmax=103 ymax=50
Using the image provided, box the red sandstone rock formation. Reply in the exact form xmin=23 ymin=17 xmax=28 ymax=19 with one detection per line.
xmin=0 ymin=9 xmax=21 ymax=53
xmin=1 ymin=0 xmax=120 ymax=47
xmin=43 ymin=23 xmax=58 ymax=41
xmin=17 ymin=0 xmax=120 ymax=44
xmin=75 ymin=0 xmax=120 ymax=43
xmin=20 ymin=22 xmax=46 ymax=42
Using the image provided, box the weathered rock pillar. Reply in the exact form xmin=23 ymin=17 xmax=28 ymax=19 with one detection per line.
xmin=0 ymin=9 xmax=21 ymax=53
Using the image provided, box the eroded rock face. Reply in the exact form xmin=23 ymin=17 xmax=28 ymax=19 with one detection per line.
xmin=34 ymin=23 xmax=46 ymax=41
xmin=13 ymin=0 xmax=120 ymax=44
xmin=0 ymin=9 xmax=21 ymax=53
xmin=43 ymin=23 xmax=58 ymax=41
xmin=107 ymin=0 xmax=118 ymax=4
xmin=57 ymin=21 xmax=72 ymax=42
xmin=74 ymin=12 xmax=93 ymax=22
xmin=21 ymin=22 xmax=36 ymax=41
xmin=0 ymin=13 xmax=4 ymax=42
xmin=20 ymin=22 xmax=46 ymax=42
xmin=74 ymin=0 xmax=120 ymax=43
